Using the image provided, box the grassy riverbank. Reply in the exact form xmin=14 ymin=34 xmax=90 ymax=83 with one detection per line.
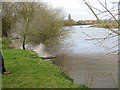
xmin=91 ymin=23 xmax=118 ymax=28
xmin=2 ymin=38 xmax=88 ymax=88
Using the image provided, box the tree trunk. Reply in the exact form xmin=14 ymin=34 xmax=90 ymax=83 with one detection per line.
xmin=22 ymin=7 xmax=29 ymax=50
xmin=23 ymin=38 xmax=26 ymax=50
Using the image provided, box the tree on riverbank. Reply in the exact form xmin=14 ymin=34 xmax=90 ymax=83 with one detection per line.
xmin=2 ymin=2 xmax=65 ymax=49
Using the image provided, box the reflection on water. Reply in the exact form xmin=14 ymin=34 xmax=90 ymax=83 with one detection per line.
xmin=53 ymin=25 xmax=118 ymax=88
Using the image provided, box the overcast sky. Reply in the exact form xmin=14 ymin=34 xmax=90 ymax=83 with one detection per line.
xmin=2 ymin=0 xmax=119 ymax=20
xmin=41 ymin=0 xmax=119 ymax=21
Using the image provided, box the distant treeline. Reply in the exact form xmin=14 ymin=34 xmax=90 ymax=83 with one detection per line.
xmin=63 ymin=19 xmax=118 ymax=27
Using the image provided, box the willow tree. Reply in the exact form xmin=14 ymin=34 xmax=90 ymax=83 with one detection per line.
xmin=2 ymin=2 xmax=65 ymax=49
xmin=2 ymin=2 xmax=36 ymax=49
xmin=20 ymin=2 xmax=35 ymax=50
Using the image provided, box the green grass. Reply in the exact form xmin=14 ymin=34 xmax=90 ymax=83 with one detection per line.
xmin=2 ymin=38 xmax=89 ymax=88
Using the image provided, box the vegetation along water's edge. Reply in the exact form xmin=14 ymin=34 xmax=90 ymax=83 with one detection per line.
xmin=90 ymin=22 xmax=118 ymax=28
xmin=91 ymin=24 xmax=118 ymax=28
xmin=2 ymin=38 xmax=89 ymax=88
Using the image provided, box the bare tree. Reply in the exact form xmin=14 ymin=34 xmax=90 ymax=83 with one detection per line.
xmin=83 ymin=0 xmax=119 ymax=35
xmin=82 ymin=0 xmax=119 ymax=55
xmin=2 ymin=2 xmax=65 ymax=49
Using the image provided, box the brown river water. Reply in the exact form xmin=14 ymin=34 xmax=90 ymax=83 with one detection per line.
xmin=52 ymin=25 xmax=118 ymax=88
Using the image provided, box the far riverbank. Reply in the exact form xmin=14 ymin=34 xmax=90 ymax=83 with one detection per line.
xmin=90 ymin=23 xmax=118 ymax=28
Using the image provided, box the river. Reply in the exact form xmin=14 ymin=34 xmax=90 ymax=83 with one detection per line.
xmin=53 ymin=25 xmax=118 ymax=88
